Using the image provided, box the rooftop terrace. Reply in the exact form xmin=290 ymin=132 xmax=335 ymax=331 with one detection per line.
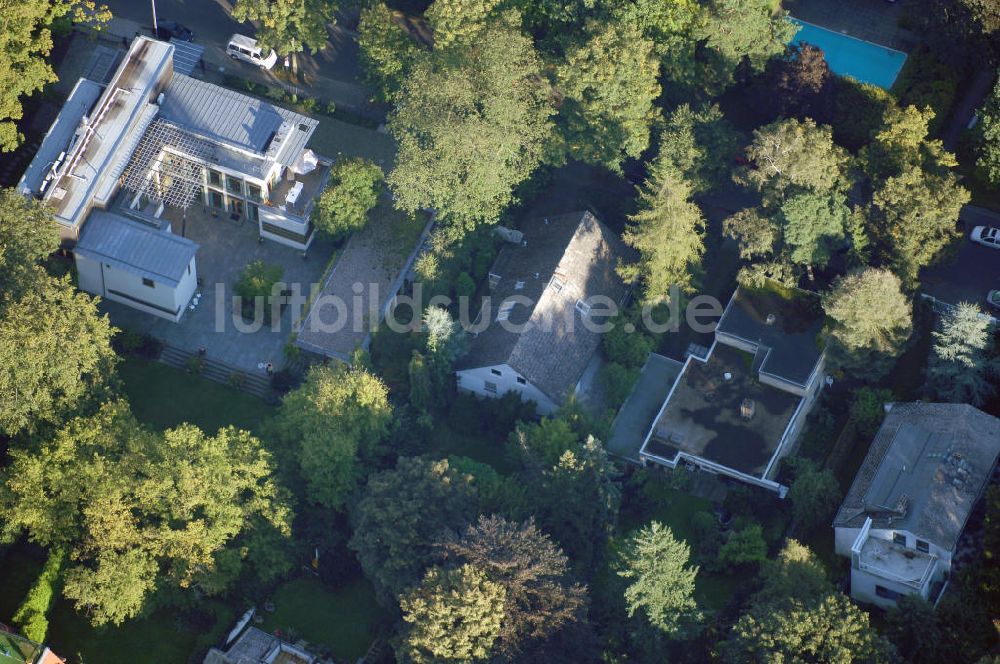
xmin=857 ymin=536 xmax=937 ymax=590
xmin=643 ymin=344 xmax=801 ymax=477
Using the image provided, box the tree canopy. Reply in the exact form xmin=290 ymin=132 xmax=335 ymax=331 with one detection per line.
xmin=823 ymin=268 xmax=913 ymax=379
xmin=398 ymin=563 xmax=506 ymax=663
xmin=269 ymin=364 xmax=392 ymax=510
xmin=232 ymin=0 xmax=335 ymax=58
xmin=311 ymin=158 xmax=383 ymax=240
xmin=615 ymin=521 xmax=700 ymax=635
xmin=387 ymin=21 xmax=556 ymax=229
xmin=0 ymin=402 xmax=291 ymax=625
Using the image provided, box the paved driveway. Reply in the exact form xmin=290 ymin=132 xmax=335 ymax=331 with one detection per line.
xmin=921 ymin=210 xmax=1000 ymax=311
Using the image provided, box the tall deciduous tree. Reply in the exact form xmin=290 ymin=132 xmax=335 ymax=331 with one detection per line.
xmin=762 ymin=43 xmax=835 ymax=123
xmin=0 ymin=402 xmax=291 ymax=625
xmin=349 ymin=456 xmax=480 ymax=601
xmin=615 ymin=521 xmax=700 ymax=635
xmin=232 ymin=0 xmax=335 ymax=61
xmin=425 ymin=0 xmax=502 ymax=48
xmin=870 ymin=166 xmax=968 ymax=285
xmin=779 ymin=191 xmax=847 ymax=273
xmin=740 ymin=118 xmax=849 ymax=206
xmin=823 ymin=268 xmax=913 ymax=379
xmin=358 ymin=2 xmax=425 ymax=102
xmin=928 ymin=301 xmax=998 ymax=406
xmin=977 ymin=77 xmax=1000 ymax=185
xmin=388 ymin=22 xmax=555 ymax=229
xmin=719 ymin=540 xmax=891 ymax=663
xmin=697 ymin=0 xmax=798 ymax=74
xmin=556 ymin=19 xmax=661 ymax=172
xmin=311 ymin=158 xmax=383 ymax=240
xmin=269 ymin=364 xmax=391 ymax=511
xmin=864 ymin=105 xmax=955 ymax=182
xmin=620 ymin=164 xmax=705 ymax=302
xmin=398 ymin=563 xmax=506 ymax=664
xmin=787 ymin=460 xmax=841 ymax=535
xmin=657 ymin=103 xmax=740 ymax=194
xmin=0 ymin=188 xmax=60 ymax=295
xmin=0 ymin=0 xmax=109 ymax=151
xmin=438 ymin=515 xmax=589 ymax=659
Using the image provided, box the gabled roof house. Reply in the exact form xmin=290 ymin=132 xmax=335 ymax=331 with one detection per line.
xmin=18 ymin=36 xmax=331 ymax=322
xmin=637 ymin=283 xmax=827 ymax=494
xmin=833 ymin=403 xmax=1000 ymax=608
xmin=455 ymin=211 xmax=631 ymax=414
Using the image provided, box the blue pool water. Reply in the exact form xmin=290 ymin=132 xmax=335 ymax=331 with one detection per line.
xmin=788 ymin=18 xmax=907 ymax=90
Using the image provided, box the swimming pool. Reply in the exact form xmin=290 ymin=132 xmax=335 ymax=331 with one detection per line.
xmin=788 ymin=18 xmax=907 ymax=90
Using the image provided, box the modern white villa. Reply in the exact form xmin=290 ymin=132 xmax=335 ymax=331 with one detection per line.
xmin=637 ymin=284 xmax=827 ymax=495
xmin=833 ymin=402 xmax=1000 ymax=609
xmin=455 ymin=211 xmax=630 ymax=414
xmin=18 ymin=36 xmax=331 ymax=322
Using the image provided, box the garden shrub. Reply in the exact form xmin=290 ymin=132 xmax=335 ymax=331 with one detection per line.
xmin=602 ymin=313 xmax=654 ymax=368
xmin=600 ymin=362 xmax=638 ymax=408
xmin=891 ymin=47 xmax=961 ymax=135
xmin=235 ymin=260 xmax=284 ymax=323
xmin=454 ymin=272 xmax=475 ymax=300
xmin=832 ymin=77 xmax=896 ymax=151
xmin=13 ymin=548 xmax=65 ymax=644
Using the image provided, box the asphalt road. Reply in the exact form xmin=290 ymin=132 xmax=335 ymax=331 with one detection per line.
xmin=103 ymin=0 xmax=371 ymax=110
xmin=921 ymin=206 xmax=1000 ymax=310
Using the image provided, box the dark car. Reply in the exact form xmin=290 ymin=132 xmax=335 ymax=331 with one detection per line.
xmin=155 ymin=21 xmax=194 ymax=42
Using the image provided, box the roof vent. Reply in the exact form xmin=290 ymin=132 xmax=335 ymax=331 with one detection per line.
xmin=723 ymin=372 xmax=733 ymax=381
xmin=740 ymin=398 xmax=755 ymax=420
xmin=765 ymin=313 xmax=776 ymax=325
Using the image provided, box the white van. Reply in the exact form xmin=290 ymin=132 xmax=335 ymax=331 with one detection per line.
xmin=226 ymin=34 xmax=278 ymax=70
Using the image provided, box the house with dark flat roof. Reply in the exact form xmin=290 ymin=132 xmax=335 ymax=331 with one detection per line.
xmin=455 ymin=211 xmax=631 ymax=414
xmin=18 ymin=36 xmax=332 ymax=322
xmin=637 ymin=283 xmax=827 ymax=494
xmin=833 ymin=403 xmax=1000 ymax=608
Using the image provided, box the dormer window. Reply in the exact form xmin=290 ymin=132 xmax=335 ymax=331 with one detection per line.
xmin=575 ymin=299 xmax=591 ymax=316
xmin=489 ymin=273 xmax=501 ymax=289
xmin=497 ymin=300 xmax=516 ymax=321
xmin=549 ymin=275 xmax=564 ymax=292
xmin=514 ymin=281 xmax=525 ymax=290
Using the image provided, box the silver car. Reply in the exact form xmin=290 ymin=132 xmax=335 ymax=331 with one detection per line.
xmin=971 ymin=225 xmax=1000 ymax=249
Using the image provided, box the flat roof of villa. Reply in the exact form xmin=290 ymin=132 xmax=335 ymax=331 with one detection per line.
xmin=642 ymin=343 xmax=800 ymax=477
xmin=607 ymin=353 xmax=684 ymax=462
xmin=716 ymin=283 xmax=824 ymax=387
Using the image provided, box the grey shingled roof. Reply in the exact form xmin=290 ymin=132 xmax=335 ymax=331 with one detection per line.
xmin=833 ymin=403 xmax=1000 ymax=551
xmin=159 ymin=74 xmax=317 ymax=166
xmin=456 ymin=211 xmax=631 ymax=405
xmin=74 ymin=212 xmax=198 ymax=287
xmin=716 ymin=284 xmax=824 ymax=386
xmin=18 ymin=78 xmax=103 ymax=195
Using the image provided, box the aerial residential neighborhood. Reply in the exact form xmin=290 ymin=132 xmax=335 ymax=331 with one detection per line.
xmin=1 ymin=0 xmax=1000 ymax=663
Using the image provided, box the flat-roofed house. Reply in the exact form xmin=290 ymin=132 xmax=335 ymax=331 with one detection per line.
xmin=637 ymin=283 xmax=827 ymax=494
xmin=454 ymin=211 xmax=631 ymax=414
xmin=833 ymin=402 xmax=1000 ymax=608
xmin=18 ymin=36 xmax=331 ymax=322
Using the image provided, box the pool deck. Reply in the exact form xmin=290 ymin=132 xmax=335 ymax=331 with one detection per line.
xmin=786 ymin=0 xmax=917 ymax=53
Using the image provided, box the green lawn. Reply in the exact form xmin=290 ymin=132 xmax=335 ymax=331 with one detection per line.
xmin=259 ymin=576 xmax=382 ymax=660
xmin=118 ymin=358 xmax=274 ymax=434
xmin=46 ymin=597 xmax=235 ymax=664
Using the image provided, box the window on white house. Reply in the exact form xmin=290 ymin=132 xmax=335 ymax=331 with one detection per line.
xmin=484 ymin=381 xmax=498 ymax=394
xmin=491 ymin=368 xmax=502 ymax=376
xmin=575 ymin=299 xmax=591 ymax=316
xmin=142 ymin=277 xmax=155 ymax=288
xmin=549 ymin=275 xmax=565 ymax=292
xmin=516 ymin=376 xmax=526 ymax=385
xmin=875 ymin=585 xmax=904 ymax=601
xmin=893 ymin=533 xmax=906 ymax=547
xmin=916 ymin=540 xmax=929 ymax=553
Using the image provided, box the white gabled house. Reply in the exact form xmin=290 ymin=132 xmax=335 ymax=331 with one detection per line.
xmin=833 ymin=403 xmax=1000 ymax=608
xmin=455 ymin=211 xmax=631 ymax=414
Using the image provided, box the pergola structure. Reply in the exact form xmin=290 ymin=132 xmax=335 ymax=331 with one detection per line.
xmin=120 ymin=118 xmax=215 ymax=209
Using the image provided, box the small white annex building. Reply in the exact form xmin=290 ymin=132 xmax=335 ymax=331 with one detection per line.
xmin=833 ymin=403 xmax=1000 ymax=608
xmin=17 ymin=36 xmax=331 ymax=322
xmin=455 ymin=211 xmax=631 ymax=414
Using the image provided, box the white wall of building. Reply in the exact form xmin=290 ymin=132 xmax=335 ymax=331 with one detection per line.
xmin=75 ymin=253 xmax=197 ymax=322
xmin=456 ymin=363 xmax=559 ymax=415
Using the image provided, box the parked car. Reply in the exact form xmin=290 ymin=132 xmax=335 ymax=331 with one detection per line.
xmin=155 ymin=21 xmax=193 ymax=42
xmin=971 ymin=225 xmax=1000 ymax=249
xmin=226 ymin=34 xmax=278 ymax=70
xmin=988 ymin=290 xmax=1000 ymax=312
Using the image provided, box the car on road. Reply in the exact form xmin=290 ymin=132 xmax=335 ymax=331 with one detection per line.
xmin=226 ymin=33 xmax=278 ymax=70
xmin=971 ymin=225 xmax=1000 ymax=249
xmin=155 ymin=20 xmax=194 ymax=42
